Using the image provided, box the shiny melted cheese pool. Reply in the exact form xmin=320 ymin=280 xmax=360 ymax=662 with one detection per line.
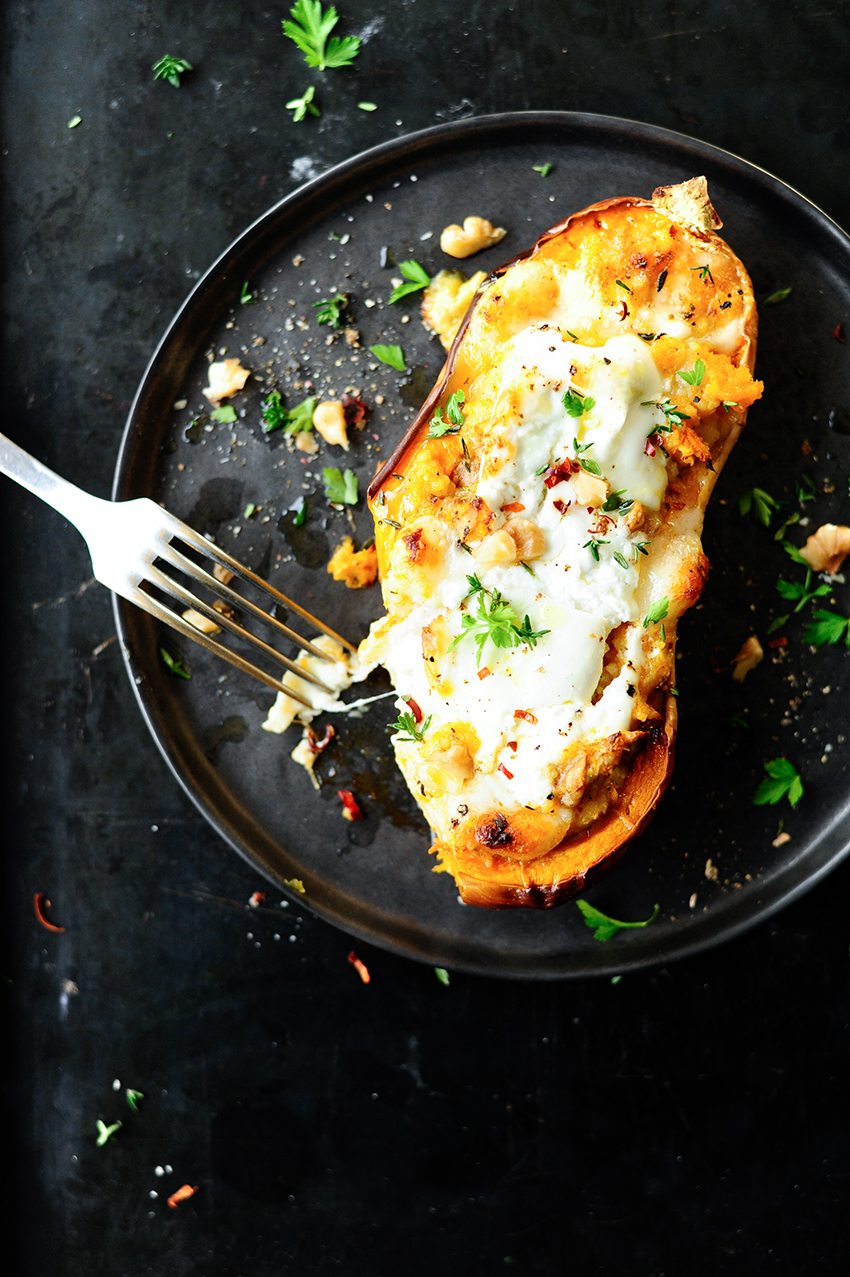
xmin=378 ymin=325 xmax=671 ymax=809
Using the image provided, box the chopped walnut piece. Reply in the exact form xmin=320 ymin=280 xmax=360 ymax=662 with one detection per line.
xmin=624 ymin=501 xmax=648 ymax=533
xmin=731 ymin=635 xmax=764 ymax=682
xmin=651 ymin=176 xmax=723 ymax=233
xmin=182 ymin=607 xmax=221 ymax=636
xmin=473 ymin=529 xmax=517 ymax=571
xmin=213 ymin=563 xmax=235 ymax=585
xmin=312 ymin=400 xmax=349 ymax=450
xmin=203 ymin=357 xmax=250 ymax=403
xmin=704 ymin=858 xmax=719 ymax=882
xmin=572 ymin=470 xmax=608 ymax=507
xmin=440 ymin=217 xmax=507 ymax=259
xmin=504 ymin=516 xmax=546 ymax=561
xmin=798 ymin=523 xmax=850 ymax=574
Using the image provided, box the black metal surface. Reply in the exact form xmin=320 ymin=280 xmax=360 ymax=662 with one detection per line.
xmin=112 ymin=112 xmax=850 ymax=977
xmin=4 ymin=2 xmax=850 ymax=1273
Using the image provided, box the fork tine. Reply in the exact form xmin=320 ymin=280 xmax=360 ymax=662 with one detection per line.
xmin=160 ymin=542 xmax=338 ymax=664
xmin=125 ymin=584 xmax=316 ymax=707
xmin=162 ymin=515 xmax=356 ymax=653
xmin=145 ymin=563 xmax=336 ymax=692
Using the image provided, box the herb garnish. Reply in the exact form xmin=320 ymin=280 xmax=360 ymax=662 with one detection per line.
xmin=449 ymin=590 xmax=549 ymax=667
xmin=261 ymin=390 xmax=287 ymax=432
xmin=753 ymin=758 xmax=803 ymax=807
xmin=773 ymin=511 xmax=800 ymax=542
xmin=152 ymin=56 xmax=192 ymax=87
xmin=96 ymin=1119 xmax=122 ymax=1146
xmin=642 ymin=399 xmax=690 ymax=430
xmin=125 ymin=1089 xmax=144 ymax=1112
xmin=602 ymin=489 xmax=634 ymax=515
xmin=68 ymin=115 xmax=82 ymax=129
xmin=776 ymin=569 xmax=830 ymax=613
xmin=633 ymin=541 xmax=650 ymax=559
xmin=582 ymin=538 xmax=609 ymax=561
xmin=370 ymin=344 xmax=405 ymax=370
xmin=282 ymin=0 xmax=361 ymax=70
xmin=764 ymin=286 xmax=792 ymax=305
xmin=678 ymin=358 xmax=706 ymax=387
xmin=323 ymin=467 xmax=358 ymax=505
xmin=428 ymin=390 xmax=465 ymax=438
xmin=313 ymin=293 xmax=346 ymax=327
xmin=434 ymin=967 xmax=451 ymax=985
xmin=613 ymin=551 xmax=630 ymax=570
xmin=283 ymin=395 xmax=318 ymax=435
xmin=572 ymin=437 xmax=601 ymax=476
xmin=643 ymin=596 xmax=669 ymax=631
xmin=464 ymin=573 xmax=485 ymax=597
xmin=532 ymin=163 xmax=552 ymax=176
xmin=286 ymin=85 xmax=320 ymax=121
xmin=576 ymin=900 xmax=660 ymax=942
xmin=388 ymin=260 xmax=431 ymax=304
xmin=392 ymin=710 xmax=432 ymax=743
xmin=358 ymin=101 xmax=377 ymax=111
xmin=739 ymin=487 xmax=779 ymax=527
xmin=795 ymin=474 xmax=816 ymax=505
xmin=690 ymin=264 xmax=714 ymax=283
xmin=240 ymin=281 xmax=258 ymax=305
xmin=210 ymin=405 xmax=237 ymax=424
xmin=563 ymin=389 xmax=596 ymax=418
xmin=656 ymin=268 xmax=668 ymax=291
xmin=615 ymin=279 xmax=631 ymax=293
xmin=160 ymin=648 xmax=190 ymax=679
xmin=803 ymin=609 xmax=850 ymax=647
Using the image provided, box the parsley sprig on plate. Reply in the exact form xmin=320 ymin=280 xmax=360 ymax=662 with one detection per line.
xmin=313 ymin=293 xmax=347 ymax=327
xmin=389 ymin=260 xmax=431 ymax=304
xmin=323 ymin=467 xmax=358 ymax=505
xmin=753 ymin=758 xmax=804 ymax=808
xmin=428 ymin=390 xmax=465 ymax=438
xmin=391 ymin=710 xmax=432 ymax=743
xmin=575 ymin=900 xmax=660 ymax=942
xmin=282 ymin=0 xmax=360 ymax=70
xmin=152 ymin=56 xmax=192 ymax=87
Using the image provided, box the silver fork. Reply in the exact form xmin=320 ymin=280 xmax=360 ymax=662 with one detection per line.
xmin=0 ymin=431 xmax=354 ymax=708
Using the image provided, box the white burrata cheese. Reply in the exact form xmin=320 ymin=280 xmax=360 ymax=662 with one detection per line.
xmin=382 ymin=324 xmax=671 ymax=807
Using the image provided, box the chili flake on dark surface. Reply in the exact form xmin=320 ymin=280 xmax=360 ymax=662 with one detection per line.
xmin=347 ymin=952 xmax=371 ymax=984
xmin=33 ymin=893 xmax=65 ymax=933
xmin=167 ymin=1184 xmax=199 ymax=1210
xmin=338 ymin=790 xmax=364 ymax=821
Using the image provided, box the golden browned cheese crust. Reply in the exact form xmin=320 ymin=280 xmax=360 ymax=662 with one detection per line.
xmin=364 ymin=182 xmax=761 ymax=908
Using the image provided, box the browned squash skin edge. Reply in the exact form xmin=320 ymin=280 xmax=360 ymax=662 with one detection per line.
xmin=368 ymin=194 xmax=758 ymax=909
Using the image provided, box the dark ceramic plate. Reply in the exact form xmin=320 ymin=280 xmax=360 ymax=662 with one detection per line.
xmin=113 ymin=112 xmax=850 ymax=978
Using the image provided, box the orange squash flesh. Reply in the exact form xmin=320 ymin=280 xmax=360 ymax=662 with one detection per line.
xmin=366 ymin=182 xmax=761 ymax=909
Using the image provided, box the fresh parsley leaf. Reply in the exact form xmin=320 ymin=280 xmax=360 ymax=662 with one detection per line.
xmin=160 ymin=647 xmax=190 ymax=679
xmin=690 ymin=263 xmax=714 ymax=283
xmin=764 ymin=286 xmax=792 ymax=305
xmin=782 ymin=539 xmax=809 ymax=566
xmin=125 ymin=1089 xmax=144 ymax=1112
xmin=313 ymin=292 xmax=346 ymax=327
xmin=261 ymin=389 xmax=287 ymax=432
xmin=283 ymin=395 xmax=317 ymax=435
xmin=753 ymin=757 xmax=804 ymax=807
xmin=282 ymin=0 xmax=361 ymax=70
xmin=773 ymin=511 xmax=800 ymax=542
xmin=323 ymin=466 xmax=358 ymax=505
xmin=290 ymin=496 xmax=307 ymax=526
xmin=777 ymin=568 xmax=830 ymax=612
xmin=240 ymin=281 xmax=257 ymax=305
xmin=803 ymin=609 xmax=850 ymax=648
xmin=96 ymin=1119 xmax=122 ymax=1146
xmin=678 ymin=358 xmax=706 ymax=387
xmin=434 ymin=966 xmax=451 ymax=985
xmin=739 ymin=486 xmax=779 ymax=527
xmin=152 ymin=55 xmax=192 ymax=87
xmin=388 ymin=259 xmax=431 ymax=304
xmin=358 ymin=101 xmax=377 ymax=111
xmin=286 ymin=84 xmax=320 ymax=122
xmin=244 ymin=503 xmax=257 ymax=519
xmin=563 ymin=389 xmax=596 ymax=418
xmin=532 ymin=163 xmax=552 ymax=176
xmin=370 ymin=343 xmax=405 ymax=370
xmin=448 ymin=592 xmax=548 ymax=667
xmin=795 ymin=474 xmax=817 ymax=505
xmin=210 ymin=405 xmax=237 ymax=424
xmin=575 ymin=899 xmax=660 ymax=942
xmin=428 ymin=390 xmax=465 ymax=437
xmin=643 ymin=596 xmax=669 ymax=628
xmin=392 ymin=710 xmax=432 ymax=743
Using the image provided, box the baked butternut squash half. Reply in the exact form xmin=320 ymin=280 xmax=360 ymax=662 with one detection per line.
xmin=362 ymin=178 xmax=762 ymax=908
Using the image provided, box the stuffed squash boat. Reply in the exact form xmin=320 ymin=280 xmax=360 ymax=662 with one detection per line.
xmin=359 ymin=177 xmax=762 ymax=908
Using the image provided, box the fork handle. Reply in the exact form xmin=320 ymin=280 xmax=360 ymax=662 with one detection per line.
xmin=0 ymin=430 xmax=109 ymax=531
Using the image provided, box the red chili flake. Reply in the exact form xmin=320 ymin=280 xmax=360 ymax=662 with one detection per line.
xmin=616 ymin=299 xmax=629 ymax=320
xmin=589 ymin=513 xmax=614 ymax=537
xmin=514 ymin=709 xmax=538 ymax=724
xmin=248 ymin=891 xmax=265 ymax=908
xmin=553 ymin=499 xmax=570 ymax=515
xmin=477 ymin=667 xmax=491 ymax=680
xmin=342 ymin=393 xmax=370 ymax=428
xmin=306 ymin=724 xmax=335 ymax=755
xmin=507 ymin=740 xmax=518 ymax=752
xmin=502 ymin=502 xmax=526 ymax=513
xmin=338 ymin=790 xmax=364 ymax=821
xmin=544 ymin=460 xmax=578 ymax=489
xmin=33 ymin=893 xmax=65 ymax=933
xmin=348 ymin=951 xmax=371 ymax=984
xmin=167 ymin=1184 xmax=198 ymax=1210
xmin=403 ymin=695 xmax=423 ymax=724
xmin=769 ymin=636 xmax=788 ymax=649
xmin=645 ymin=437 xmax=657 ymax=457
xmin=497 ymin=762 xmax=514 ymax=780
xmin=834 ymin=323 xmax=846 ymax=344
xmin=709 ymin=647 xmax=730 ymax=673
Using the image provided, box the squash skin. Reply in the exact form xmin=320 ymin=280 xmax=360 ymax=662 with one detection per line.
xmin=368 ymin=188 xmax=759 ymax=908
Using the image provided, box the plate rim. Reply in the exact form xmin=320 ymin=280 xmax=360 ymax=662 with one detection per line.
xmin=112 ymin=109 xmax=850 ymax=979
